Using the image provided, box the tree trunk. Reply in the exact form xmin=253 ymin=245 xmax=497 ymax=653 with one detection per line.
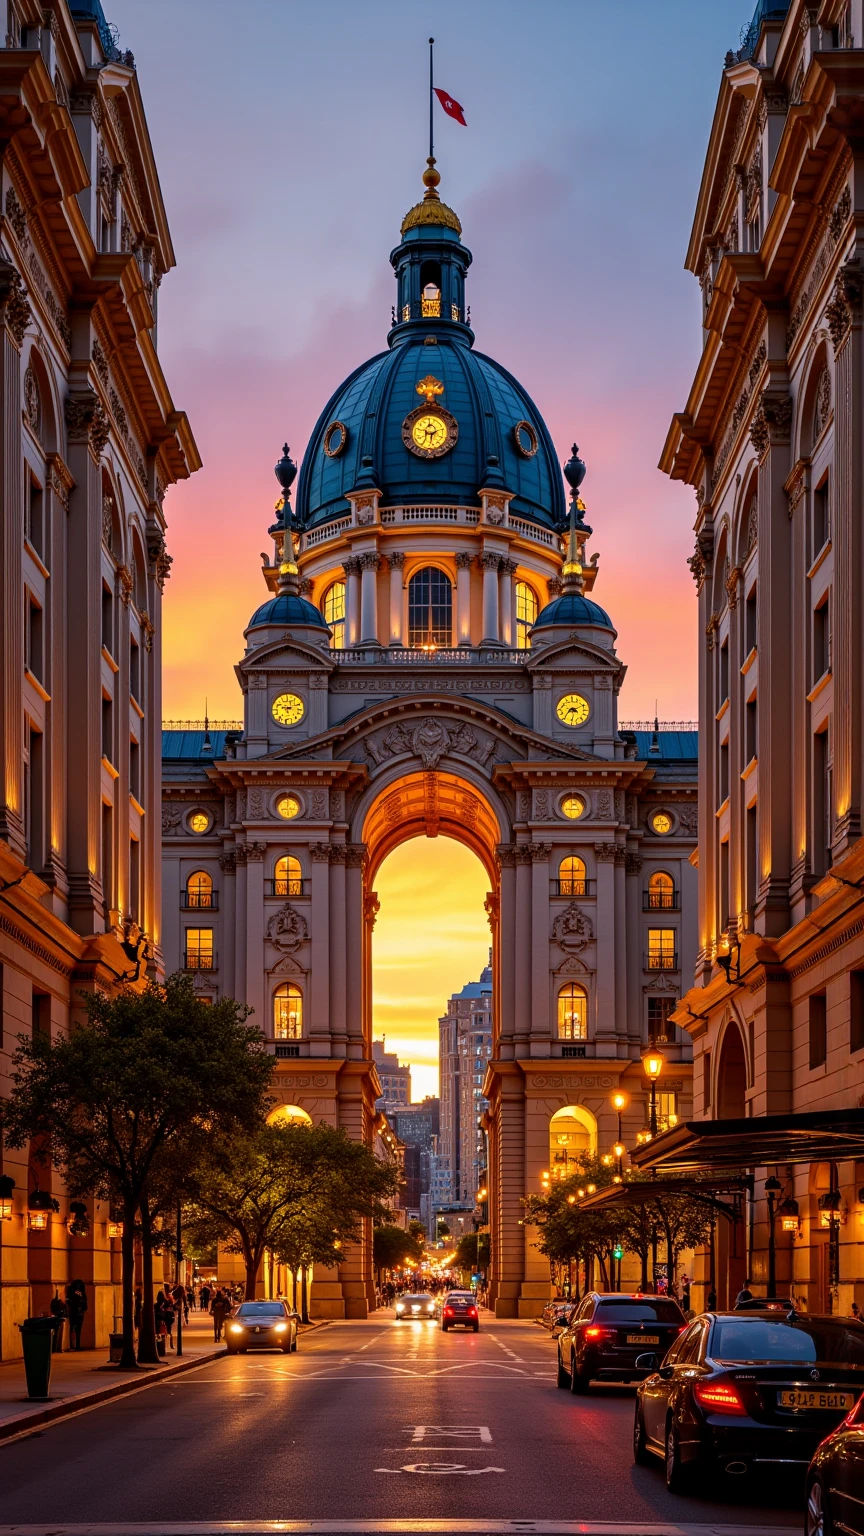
xmin=137 ymin=1195 xmax=159 ymax=1364
xmin=118 ymin=1193 xmax=138 ymax=1370
xmin=292 ymin=1268 xmax=298 ymax=1311
xmin=300 ymin=1264 xmax=309 ymax=1323
xmin=243 ymin=1241 xmax=259 ymax=1300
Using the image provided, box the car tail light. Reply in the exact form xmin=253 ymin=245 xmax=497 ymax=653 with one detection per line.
xmin=695 ymin=1381 xmax=745 ymax=1415
xmin=444 ymin=1307 xmax=454 ymax=1316
xmin=467 ymin=1307 xmax=477 ymax=1316
xmin=584 ymin=1326 xmax=613 ymax=1341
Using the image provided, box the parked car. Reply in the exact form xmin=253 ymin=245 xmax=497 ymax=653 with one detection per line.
xmin=805 ymin=1390 xmax=864 ymax=1535
xmin=225 ymin=1299 xmax=298 ymax=1354
xmin=557 ymin=1293 xmax=686 ymax=1391
xmin=542 ymin=1299 xmax=576 ymax=1332
xmin=633 ymin=1309 xmax=864 ymax=1493
xmin=442 ymin=1291 xmax=479 ymax=1332
xmin=394 ymin=1293 xmax=436 ymax=1320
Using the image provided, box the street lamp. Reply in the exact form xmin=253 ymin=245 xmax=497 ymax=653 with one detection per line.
xmin=612 ymin=1092 xmax=626 ymax=1143
xmin=765 ymin=1176 xmax=782 ymax=1300
xmin=613 ymin=1141 xmax=625 ymax=1179
xmin=642 ymin=1043 xmax=665 ymax=1137
xmin=0 ymin=1175 xmax=14 ymax=1221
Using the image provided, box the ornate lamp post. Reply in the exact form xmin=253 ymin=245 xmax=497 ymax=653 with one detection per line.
xmin=764 ymin=1176 xmax=782 ymax=1300
xmin=641 ymin=1044 xmax=665 ymax=1137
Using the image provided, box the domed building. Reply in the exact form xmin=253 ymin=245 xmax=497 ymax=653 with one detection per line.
xmin=162 ymin=164 xmax=698 ymax=1318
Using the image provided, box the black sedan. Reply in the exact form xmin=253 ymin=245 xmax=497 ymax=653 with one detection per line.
xmin=557 ymin=1293 xmax=687 ymax=1391
xmin=441 ymin=1291 xmax=480 ymax=1332
xmin=225 ymin=1300 xmax=299 ymax=1354
xmin=805 ymin=1391 xmax=864 ymax=1535
xmin=633 ymin=1309 xmax=864 ymax=1493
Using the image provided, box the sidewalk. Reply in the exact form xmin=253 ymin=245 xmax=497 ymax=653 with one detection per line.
xmin=0 ymin=1312 xmax=223 ymax=1441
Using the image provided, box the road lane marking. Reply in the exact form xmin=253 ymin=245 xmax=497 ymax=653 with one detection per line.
xmin=0 ymin=1523 xmax=800 ymax=1534
xmin=408 ymin=1425 xmax=492 ymax=1442
xmin=374 ymin=1463 xmax=506 ymax=1475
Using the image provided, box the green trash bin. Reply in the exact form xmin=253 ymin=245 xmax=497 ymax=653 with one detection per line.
xmin=19 ymin=1315 xmax=58 ymax=1400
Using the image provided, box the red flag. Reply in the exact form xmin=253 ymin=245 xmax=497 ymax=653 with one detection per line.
xmin=434 ymin=87 xmax=466 ymax=126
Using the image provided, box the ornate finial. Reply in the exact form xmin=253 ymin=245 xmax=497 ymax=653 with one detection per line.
xmin=561 ymin=443 xmax=590 ymax=594
xmin=416 ymin=374 xmax=445 ymax=405
xmin=275 ymin=443 xmax=297 ymax=494
xmin=563 ymin=443 xmax=586 ymax=495
xmin=422 ymin=155 xmax=441 ymax=202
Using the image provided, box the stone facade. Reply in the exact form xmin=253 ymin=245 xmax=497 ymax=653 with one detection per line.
xmin=0 ymin=1 xmax=198 ymax=1359
xmin=661 ymin=0 xmax=864 ymax=1310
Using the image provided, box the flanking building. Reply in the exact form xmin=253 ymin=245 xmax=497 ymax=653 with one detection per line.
xmin=660 ymin=0 xmax=864 ymax=1309
xmin=0 ymin=0 xmax=199 ymax=1357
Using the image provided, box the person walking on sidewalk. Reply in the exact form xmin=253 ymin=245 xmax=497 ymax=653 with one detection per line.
xmin=66 ymin=1280 xmax=87 ymax=1350
xmin=49 ymin=1293 xmax=67 ymax=1352
xmin=200 ymin=1283 xmax=211 ymax=1313
xmin=211 ymin=1289 xmax=230 ymax=1342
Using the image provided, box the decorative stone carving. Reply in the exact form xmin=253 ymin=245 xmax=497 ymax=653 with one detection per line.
xmin=551 ymin=902 xmax=595 ymax=951
xmin=677 ymin=805 xmax=698 ymax=837
xmin=345 ymin=844 xmax=367 ymax=868
xmin=532 ymin=674 xmax=553 ymax=690
xmin=455 ymin=551 xmax=473 ymax=569
xmin=530 ymin=843 xmax=552 ymax=862
xmin=245 ymin=842 xmax=267 ymax=861
xmin=311 ymin=789 xmax=328 ymax=818
xmin=596 ymin=789 xmax=614 ymax=820
xmin=725 ymin=565 xmax=742 ymax=610
xmin=594 ymin=842 xmax=619 ymax=862
xmin=23 ymin=364 xmax=40 ymax=438
xmin=219 ymin=851 xmax=236 ymax=872
xmin=356 ymin=506 xmax=375 ymax=526
xmin=0 ymin=260 xmax=30 ymax=346
xmin=343 ymin=556 xmax=361 ymax=577
xmin=266 ymin=903 xmax=308 ymax=951
xmin=813 ymin=364 xmax=831 ymax=439
xmin=518 ymin=793 xmax=531 ymax=819
xmin=329 ymin=844 xmax=347 ymax=863
xmin=687 ymin=527 xmax=714 ymax=590
xmin=147 ymin=532 xmax=172 ymax=590
xmin=65 ymin=390 xmax=109 ymax=455
xmin=479 ymin=551 xmax=501 ymax=570
xmin=162 ymin=806 xmax=182 ymax=834
xmin=495 ymin=843 xmax=518 ymax=868
xmin=4 ymin=186 xmax=27 ymax=242
xmin=825 ymin=260 xmax=864 ymax=351
xmin=365 ymin=717 xmax=495 ymax=771
xmin=117 ymin=564 xmax=133 ymax=608
xmin=388 ymin=551 xmax=405 ymax=569
xmin=534 ymin=790 xmax=550 ymax=818
xmin=705 ymin=613 xmax=720 ymax=651
xmin=247 ymin=788 xmax=266 ymax=820
xmin=309 ymin=843 xmax=331 ymax=862
xmin=625 ymin=852 xmax=643 ymax=875
xmin=746 ymin=497 xmax=758 ymax=551
xmin=364 ymin=891 xmax=380 ymax=929
xmin=102 ymin=496 xmax=114 ymax=550
xmin=358 ymin=551 xmax=380 ymax=570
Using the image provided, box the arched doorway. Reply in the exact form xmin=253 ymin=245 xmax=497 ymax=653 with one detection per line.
xmin=548 ymin=1105 xmax=596 ymax=1180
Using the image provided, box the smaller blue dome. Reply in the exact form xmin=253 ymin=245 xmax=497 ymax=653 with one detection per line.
xmin=533 ymin=593 xmax=615 ymax=631
xmin=247 ymin=594 xmax=330 ymax=631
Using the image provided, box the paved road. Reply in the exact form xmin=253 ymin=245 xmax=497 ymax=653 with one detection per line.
xmin=0 ymin=1311 xmax=800 ymax=1530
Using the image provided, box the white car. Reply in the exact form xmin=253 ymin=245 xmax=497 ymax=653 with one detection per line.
xmin=394 ymin=1292 xmax=436 ymax=1320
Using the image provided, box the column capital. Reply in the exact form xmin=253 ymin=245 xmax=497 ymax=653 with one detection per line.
xmin=826 ymin=258 xmax=864 ymax=353
xmin=343 ymin=556 xmax=361 ymax=576
xmin=65 ymin=389 xmax=110 ymax=459
xmin=358 ymin=551 xmax=380 ymax=571
xmin=594 ymin=841 xmax=619 ymax=862
xmin=0 ymin=259 xmax=30 ymax=348
xmin=345 ymin=843 xmax=368 ymax=868
xmin=529 ymin=841 xmax=552 ymax=861
xmin=479 ymin=550 xmax=502 ymax=570
xmin=387 ymin=551 xmax=405 ymax=569
xmin=456 ymin=551 xmax=474 ymax=569
xmin=310 ymin=842 xmax=332 ymax=862
xmin=749 ymin=389 xmax=793 ymax=458
xmin=495 ymin=842 xmax=519 ymax=867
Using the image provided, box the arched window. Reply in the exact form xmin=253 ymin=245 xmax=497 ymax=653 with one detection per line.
xmin=557 ymin=983 xmax=588 ymax=1040
xmin=646 ymin=871 xmax=675 ymax=910
xmin=274 ymin=984 xmax=303 ymax=1040
xmin=274 ymin=855 xmax=302 ymax=896
xmin=322 ymin=580 xmax=345 ymax=648
xmin=558 ymin=855 xmax=587 ymax=896
xmin=420 ymin=260 xmax=441 ymax=317
xmin=267 ymin=1103 xmax=312 ymax=1127
xmin=186 ymin=870 xmax=214 ymax=909
xmin=408 ymin=566 xmax=452 ymax=648
xmin=549 ymin=1105 xmax=595 ymax=1176
xmin=515 ymin=581 xmax=538 ymax=650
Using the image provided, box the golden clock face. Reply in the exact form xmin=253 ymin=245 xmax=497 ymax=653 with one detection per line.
xmin=188 ymin=811 xmax=210 ymax=834
xmin=556 ymin=693 xmax=590 ymax=728
xmin=403 ymin=402 xmax=458 ymax=459
xmin=412 ymin=413 xmax=448 ymax=451
xmin=271 ymin=692 xmax=305 ymax=727
xmin=651 ymin=810 xmax=673 ymax=835
xmin=561 ymin=795 xmax=586 ymax=821
xmin=275 ymin=794 xmax=301 ymax=821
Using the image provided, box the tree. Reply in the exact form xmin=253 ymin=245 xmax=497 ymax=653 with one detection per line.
xmin=0 ymin=976 xmax=272 ymax=1369
xmin=373 ymin=1224 xmax=424 ymax=1279
xmin=408 ymin=1218 xmax=427 ymax=1245
xmin=454 ymin=1230 xmax=490 ymax=1273
xmin=188 ymin=1120 xmax=400 ymax=1304
xmin=436 ymin=1220 xmax=450 ymax=1238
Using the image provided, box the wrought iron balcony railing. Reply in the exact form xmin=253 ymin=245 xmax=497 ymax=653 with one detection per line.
xmin=266 ymin=879 xmax=309 ymax=898
xmin=184 ymin=951 xmax=216 ymax=971
xmin=645 ymin=951 xmax=678 ymax=972
xmin=643 ymin=890 xmax=679 ymax=910
xmin=181 ymin=893 xmax=219 ymax=911
xmin=551 ymin=879 xmax=596 ymax=898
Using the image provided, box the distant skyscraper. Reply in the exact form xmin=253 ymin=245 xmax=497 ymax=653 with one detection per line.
xmin=438 ymin=956 xmax=493 ymax=1209
xmin=392 ymin=1099 xmax=440 ymax=1230
xmin=372 ymin=1039 xmax=412 ymax=1112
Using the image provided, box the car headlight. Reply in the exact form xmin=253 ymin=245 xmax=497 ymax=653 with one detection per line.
xmin=229 ymin=1324 xmax=245 ymax=1334
xmin=395 ymin=1304 xmax=404 ymax=1313
xmin=274 ymin=1323 xmax=287 ymax=1333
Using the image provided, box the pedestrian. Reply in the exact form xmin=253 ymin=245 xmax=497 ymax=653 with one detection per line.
xmin=66 ymin=1279 xmax=87 ymax=1350
xmin=174 ymin=1283 xmax=189 ymax=1324
xmin=200 ymin=1283 xmax=211 ymax=1313
xmin=681 ymin=1276 xmax=691 ymax=1312
xmin=211 ymin=1288 xmax=230 ymax=1343
xmin=49 ymin=1292 xmax=67 ymax=1352
xmin=734 ymin=1277 xmax=754 ymax=1308
xmin=154 ymin=1289 xmax=169 ymax=1354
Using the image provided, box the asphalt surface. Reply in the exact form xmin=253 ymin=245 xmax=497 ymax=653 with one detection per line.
xmin=0 ymin=1311 xmax=800 ymax=1530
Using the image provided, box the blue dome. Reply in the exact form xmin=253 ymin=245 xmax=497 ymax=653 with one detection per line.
xmin=247 ymin=593 xmax=329 ymax=631
xmin=532 ymin=592 xmax=615 ymax=631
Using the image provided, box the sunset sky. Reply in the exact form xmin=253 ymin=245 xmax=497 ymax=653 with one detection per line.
xmin=118 ymin=0 xmax=746 ymax=1090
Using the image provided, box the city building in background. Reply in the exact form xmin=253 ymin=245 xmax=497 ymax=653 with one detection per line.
xmin=372 ymin=1040 xmax=412 ymax=1113
xmin=0 ymin=0 xmax=198 ymax=1360
xmin=391 ymin=1098 xmax=440 ymax=1229
xmin=660 ymin=0 xmax=864 ymax=1311
xmin=438 ymin=958 xmax=492 ymax=1211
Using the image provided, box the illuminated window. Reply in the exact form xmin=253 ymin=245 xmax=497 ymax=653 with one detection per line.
xmin=557 ymin=983 xmax=588 ymax=1040
xmin=561 ymin=794 xmax=586 ymax=820
xmin=559 ymin=855 xmax=587 ymax=896
xmin=421 ymin=282 xmax=441 ymax=318
xmin=185 ymin=928 xmax=214 ymax=970
xmin=647 ymin=928 xmax=677 ymax=970
xmin=274 ymin=855 xmax=302 ymax=896
xmin=647 ymin=871 xmax=675 ymax=909
xmin=323 ymin=580 xmax=345 ymax=649
xmin=275 ymin=794 xmax=301 ymax=821
xmin=274 ymin=984 xmax=303 ymax=1039
xmin=408 ymin=566 xmax=452 ymax=648
xmin=188 ymin=811 xmax=210 ymax=834
xmin=655 ymin=1091 xmax=677 ymax=1132
xmin=186 ymin=870 xmax=213 ymax=909
xmin=515 ymin=581 xmax=538 ymax=650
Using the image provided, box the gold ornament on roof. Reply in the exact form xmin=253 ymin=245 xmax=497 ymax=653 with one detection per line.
xmin=416 ymin=374 xmax=445 ymax=405
xmin=400 ymin=156 xmax=462 ymax=236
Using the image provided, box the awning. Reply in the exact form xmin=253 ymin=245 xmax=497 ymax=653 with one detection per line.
xmin=577 ymin=1175 xmax=751 ymax=1221
xmin=629 ymin=1109 xmax=864 ymax=1174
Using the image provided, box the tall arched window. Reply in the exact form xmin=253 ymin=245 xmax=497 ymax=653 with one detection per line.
xmin=274 ymin=984 xmax=303 ymax=1039
xmin=558 ymin=855 xmax=587 ymax=896
xmin=186 ymin=870 xmax=214 ymax=909
xmin=515 ymin=581 xmax=538 ymax=650
xmin=647 ymin=871 xmax=675 ymax=910
xmin=322 ymin=580 xmax=345 ymax=648
xmin=408 ymin=566 xmax=452 ymax=648
xmin=274 ymin=855 xmax=302 ymax=896
xmin=558 ymin=984 xmax=588 ymax=1040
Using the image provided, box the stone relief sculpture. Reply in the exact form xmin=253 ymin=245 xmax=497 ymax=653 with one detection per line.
xmin=265 ymin=904 xmax=309 ymax=952
xmin=364 ymin=717 xmax=495 ymax=770
xmin=551 ymin=903 xmax=595 ymax=951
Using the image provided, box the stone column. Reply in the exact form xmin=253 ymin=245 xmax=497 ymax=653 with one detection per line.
xmin=594 ymin=843 xmax=618 ymax=1044
xmin=0 ymin=266 xmax=29 ymax=858
xmin=456 ymin=551 xmax=473 ymax=644
xmin=530 ymin=842 xmax=551 ymax=1048
xmin=358 ymin=552 xmax=380 ymax=644
xmin=345 ymin=845 xmax=366 ymax=1057
xmin=235 ymin=847 xmax=248 ymax=1003
xmin=343 ymin=557 xmax=361 ymax=647
xmin=328 ymin=844 xmax=347 ymax=1055
xmin=496 ymin=845 xmax=517 ymax=1056
xmin=491 ymin=1062 xmax=526 ymax=1318
xmin=309 ymin=842 xmax=331 ymax=1051
xmin=611 ymin=845 xmax=628 ymax=1057
xmin=220 ymin=850 xmax=237 ymax=999
xmin=479 ymin=552 xmax=501 ymax=645
xmin=513 ymin=848 xmax=532 ymax=1052
xmin=244 ymin=843 xmax=266 ymax=1025
xmin=499 ymin=558 xmax=517 ymax=647
xmin=387 ymin=552 xmax=404 ymax=645
xmin=624 ymin=851 xmax=642 ymax=1044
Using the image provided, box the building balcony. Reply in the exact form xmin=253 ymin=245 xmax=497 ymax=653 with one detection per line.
xmin=300 ymin=503 xmax=561 ymax=553
xmin=271 ymin=1041 xmax=300 ymax=1059
xmin=645 ymin=951 xmax=678 ymax=972
xmin=643 ymin=890 xmax=679 ymax=911
xmin=329 ymin=645 xmax=524 ymax=666
xmin=181 ymin=893 xmax=219 ymax=911
xmin=561 ymin=1043 xmax=587 ymax=1059
xmin=266 ymin=879 xmax=310 ymax=897
xmin=551 ymin=879 xmax=596 ymax=898
xmin=184 ymin=951 xmax=217 ymax=971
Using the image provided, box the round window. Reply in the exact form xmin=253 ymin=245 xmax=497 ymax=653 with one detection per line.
xmin=323 ymin=420 xmax=348 ymax=458
xmin=514 ymin=419 xmax=539 ymax=458
xmin=561 ymin=795 xmax=586 ymax=821
xmin=275 ymin=793 xmax=301 ymax=821
xmin=650 ymin=810 xmax=673 ymax=835
xmin=188 ymin=811 xmax=211 ymax=834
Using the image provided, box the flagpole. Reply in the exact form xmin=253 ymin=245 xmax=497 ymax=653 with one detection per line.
xmin=429 ymin=36 xmax=434 ymax=162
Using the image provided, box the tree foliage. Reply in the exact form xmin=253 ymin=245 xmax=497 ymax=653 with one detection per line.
xmin=372 ymin=1223 xmax=425 ymax=1277
xmin=454 ymin=1230 xmax=490 ymax=1273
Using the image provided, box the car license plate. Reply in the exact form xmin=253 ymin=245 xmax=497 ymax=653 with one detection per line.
xmin=627 ymin=1334 xmax=659 ymax=1345
xmin=778 ymin=1389 xmax=855 ymax=1410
